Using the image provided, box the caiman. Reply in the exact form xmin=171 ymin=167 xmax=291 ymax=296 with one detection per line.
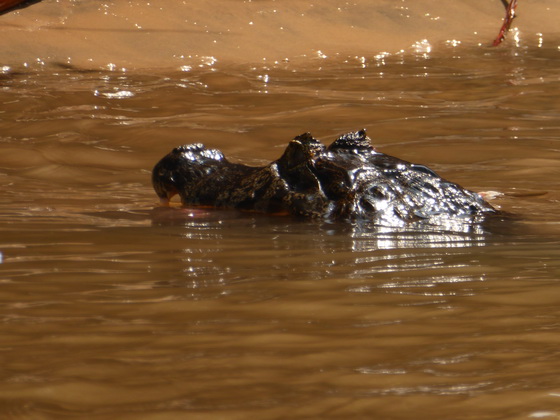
xmin=152 ymin=130 xmax=497 ymax=226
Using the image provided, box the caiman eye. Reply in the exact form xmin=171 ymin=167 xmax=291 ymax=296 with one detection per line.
xmin=411 ymin=164 xmax=438 ymax=177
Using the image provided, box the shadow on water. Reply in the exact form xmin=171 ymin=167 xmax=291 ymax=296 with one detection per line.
xmin=150 ymin=205 xmax=519 ymax=239
xmin=147 ymin=206 xmax=524 ymax=282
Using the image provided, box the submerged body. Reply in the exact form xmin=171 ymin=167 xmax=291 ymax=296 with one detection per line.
xmin=152 ymin=130 xmax=497 ymax=226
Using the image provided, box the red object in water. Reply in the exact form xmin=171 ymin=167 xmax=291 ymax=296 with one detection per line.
xmin=493 ymin=0 xmax=518 ymax=46
xmin=0 ymin=0 xmax=29 ymax=13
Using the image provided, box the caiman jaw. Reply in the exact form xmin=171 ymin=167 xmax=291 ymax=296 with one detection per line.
xmin=160 ymin=188 xmax=179 ymax=206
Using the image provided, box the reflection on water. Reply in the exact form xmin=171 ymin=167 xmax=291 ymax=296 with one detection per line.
xmin=1 ymin=37 xmax=560 ymax=418
xmin=2 ymin=0 xmax=560 ymax=71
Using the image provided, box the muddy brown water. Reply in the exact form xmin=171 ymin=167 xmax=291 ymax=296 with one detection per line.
xmin=2 ymin=5 xmax=560 ymax=419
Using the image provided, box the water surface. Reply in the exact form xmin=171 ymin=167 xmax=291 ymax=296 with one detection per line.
xmin=1 ymin=18 xmax=560 ymax=420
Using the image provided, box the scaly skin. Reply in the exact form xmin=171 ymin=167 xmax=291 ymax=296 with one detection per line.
xmin=152 ymin=130 xmax=497 ymax=226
